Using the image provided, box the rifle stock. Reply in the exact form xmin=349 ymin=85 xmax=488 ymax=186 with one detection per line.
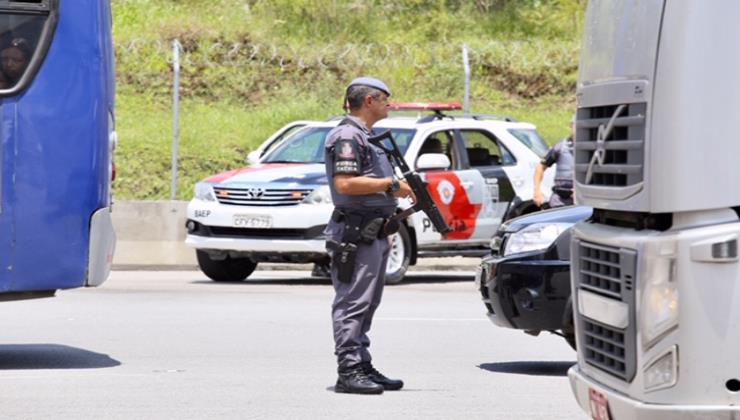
xmin=368 ymin=130 xmax=452 ymax=235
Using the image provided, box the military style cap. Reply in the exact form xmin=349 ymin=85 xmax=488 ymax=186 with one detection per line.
xmin=347 ymin=77 xmax=391 ymax=97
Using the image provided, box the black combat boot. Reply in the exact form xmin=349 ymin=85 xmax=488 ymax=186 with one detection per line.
xmin=360 ymin=362 xmax=404 ymax=391
xmin=335 ymin=366 xmax=384 ymax=395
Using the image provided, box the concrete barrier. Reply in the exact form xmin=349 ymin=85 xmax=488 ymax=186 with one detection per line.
xmin=111 ymin=200 xmax=482 ymax=271
xmin=112 ymin=200 xmax=196 ymax=269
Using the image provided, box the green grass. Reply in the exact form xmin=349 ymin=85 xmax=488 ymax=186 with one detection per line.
xmin=116 ymin=87 xmax=340 ymax=199
xmin=111 ymin=0 xmax=584 ymax=200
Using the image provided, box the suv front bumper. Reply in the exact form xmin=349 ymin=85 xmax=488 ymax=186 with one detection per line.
xmin=477 ymin=248 xmax=570 ymax=331
xmin=186 ymin=231 xmax=326 ymax=254
xmin=185 ymin=199 xmax=330 ymax=257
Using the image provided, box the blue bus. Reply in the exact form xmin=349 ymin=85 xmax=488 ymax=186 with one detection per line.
xmin=0 ymin=0 xmax=116 ymax=300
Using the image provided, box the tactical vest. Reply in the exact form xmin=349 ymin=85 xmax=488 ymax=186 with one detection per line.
xmin=324 ymin=116 xmax=397 ymax=210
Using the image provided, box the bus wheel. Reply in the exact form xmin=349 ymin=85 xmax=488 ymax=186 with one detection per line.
xmin=196 ymin=250 xmax=257 ymax=282
xmin=384 ymin=224 xmax=410 ymax=285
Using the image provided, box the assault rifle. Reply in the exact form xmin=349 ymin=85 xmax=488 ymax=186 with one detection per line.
xmin=368 ymin=130 xmax=452 ymax=235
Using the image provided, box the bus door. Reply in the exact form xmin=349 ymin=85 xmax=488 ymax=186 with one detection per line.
xmin=0 ymin=0 xmax=116 ymax=294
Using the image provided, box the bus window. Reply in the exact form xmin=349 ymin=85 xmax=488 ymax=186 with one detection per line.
xmin=0 ymin=2 xmax=58 ymax=94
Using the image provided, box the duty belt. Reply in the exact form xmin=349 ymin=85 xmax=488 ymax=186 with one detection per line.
xmin=326 ymin=207 xmax=394 ymax=283
xmin=552 ymin=180 xmax=574 ymax=199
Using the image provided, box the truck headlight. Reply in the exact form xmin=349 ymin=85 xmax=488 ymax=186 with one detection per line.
xmin=503 ymin=223 xmax=570 ymax=256
xmin=640 ymin=256 xmax=678 ymax=349
xmin=194 ymin=182 xmax=216 ymax=202
xmin=303 ymin=185 xmax=333 ymax=205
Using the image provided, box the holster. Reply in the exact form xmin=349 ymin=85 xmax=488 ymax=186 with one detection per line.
xmin=326 ymin=239 xmax=358 ymax=283
xmin=326 ymin=209 xmax=390 ymax=283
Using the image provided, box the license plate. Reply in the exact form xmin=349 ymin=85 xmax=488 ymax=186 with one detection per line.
xmin=233 ymin=214 xmax=272 ymax=229
xmin=588 ymin=388 xmax=611 ymax=420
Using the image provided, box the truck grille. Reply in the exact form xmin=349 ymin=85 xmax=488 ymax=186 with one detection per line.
xmin=575 ymin=240 xmax=637 ymax=382
xmin=582 ymin=319 xmax=628 ymax=378
xmin=575 ymin=103 xmax=646 ymax=187
xmin=578 ymin=242 xmax=633 ymax=299
xmin=213 ymin=187 xmax=312 ymax=207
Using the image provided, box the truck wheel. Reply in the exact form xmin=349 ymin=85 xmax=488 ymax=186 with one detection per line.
xmin=384 ymin=223 xmax=411 ymax=285
xmin=196 ymin=250 xmax=257 ymax=282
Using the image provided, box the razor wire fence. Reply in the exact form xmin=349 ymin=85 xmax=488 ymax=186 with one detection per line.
xmin=116 ymin=39 xmax=579 ymax=99
xmin=118 ymin=38 xmax=577 ymax=70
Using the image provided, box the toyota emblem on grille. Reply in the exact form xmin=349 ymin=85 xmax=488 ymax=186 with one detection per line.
xmin=585 ymin=104 xmax=626 ymax=184
xmin=245 ymin=187 xmax=265 ymax=198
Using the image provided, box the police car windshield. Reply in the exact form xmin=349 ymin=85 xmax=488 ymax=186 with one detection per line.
xmin=508 ymin=128 xmax=550 ymax=158
xmin=262 ymin=126 xmax=416 ymax=163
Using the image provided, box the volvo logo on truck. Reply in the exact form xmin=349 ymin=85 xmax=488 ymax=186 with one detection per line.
xmin=584 ymin=104 xmax=627 ymax=185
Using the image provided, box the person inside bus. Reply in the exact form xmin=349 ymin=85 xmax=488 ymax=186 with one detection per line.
xmin=0 ymin=70 xmax=8 ymax=89
xmin=1 ymin=38 xmax=31 ymax=86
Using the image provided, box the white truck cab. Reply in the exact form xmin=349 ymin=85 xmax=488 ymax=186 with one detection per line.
xmin=569 ymin=2 xmax=740 ymax=419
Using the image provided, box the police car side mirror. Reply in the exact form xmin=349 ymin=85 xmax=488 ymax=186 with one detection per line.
xmin=416 ymin=153 xmax=451 ymax=171
xmin=246 ymin=151 xmax=261 ymax=165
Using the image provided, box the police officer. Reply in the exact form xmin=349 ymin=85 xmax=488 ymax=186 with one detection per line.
xmin=324 ymin=77 xmax=415 ymax=395
xmin=533 ymin=118 xmax=575 ymax=208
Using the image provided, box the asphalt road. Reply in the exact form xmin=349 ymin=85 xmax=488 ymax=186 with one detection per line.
xmin=0 ymin=270 xmax=585 ymax=420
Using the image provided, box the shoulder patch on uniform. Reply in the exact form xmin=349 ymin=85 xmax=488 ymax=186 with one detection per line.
xmin=338 ymin=139 xmax=357 ymax=160
xmin=333 ymin=138 xmax=362 ymax=175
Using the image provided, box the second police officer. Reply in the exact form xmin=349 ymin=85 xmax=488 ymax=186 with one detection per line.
xmin=533 ymin=117 xmax=575 ymax=208
xmin=323 ymin=77 xmax=415 ymax=395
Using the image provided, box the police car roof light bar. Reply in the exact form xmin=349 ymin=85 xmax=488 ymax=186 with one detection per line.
xmin=387 ymin=103 xmax=463 ymax=124
xmin=387 ymin=102 xmax=463 ymax=111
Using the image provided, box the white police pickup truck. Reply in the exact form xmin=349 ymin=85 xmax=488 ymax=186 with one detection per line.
xmin=185 ymin=103 xmax=555 ymax=283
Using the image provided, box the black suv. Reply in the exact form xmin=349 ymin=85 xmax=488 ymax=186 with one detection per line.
xmin=475 ymin=205 xmax=592 ymax=349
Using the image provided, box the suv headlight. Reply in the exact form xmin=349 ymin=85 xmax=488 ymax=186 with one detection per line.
xmin=489 ymin=235 xmax=503 ymax=254
xmin=194 ymin=182 xmax=216 ymax=202
xmin=640 ymin=256 xmax=678 ymax=349
xmin=303 ymin=185 xmax=332 ymax=205
xmin=503 ymin=223 xmax=570 ymax=256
